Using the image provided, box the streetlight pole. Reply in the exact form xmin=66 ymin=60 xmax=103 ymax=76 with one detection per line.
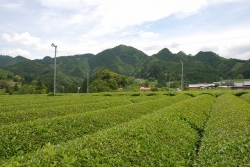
xmin=86 ymin=69 xmax=89 ymax=93
xmin=51 ymin=43 xmax=57 ymax=96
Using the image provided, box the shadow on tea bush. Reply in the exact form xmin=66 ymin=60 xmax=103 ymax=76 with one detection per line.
xmin=215 ymin=92 xmax=225 ymax=97
xmin=184 ymin=92 xmax=196 ymax=97
xmin=103 ymin=93 xmax=112 ymax=96
xmin=146 ymin=93 xmax=157 ymax=96
xmin=47 ymin=92 xmax=63 ymax=96
xmin=234 ymin=91 xmax=248 ymax=97
xmin=199 ymin=92 xmax=215 ymax=97
xmin=131 ymin=93 xmax=140 ymax=96
xmin=164 ymin=92 xmax=176 ymax=96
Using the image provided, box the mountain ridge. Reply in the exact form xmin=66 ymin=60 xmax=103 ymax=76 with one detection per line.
xmin=0 ymin=44 xmax=249 ymax=86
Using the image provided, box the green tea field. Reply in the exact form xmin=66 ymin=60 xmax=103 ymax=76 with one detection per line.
xmin=0 ymin=91 xmax=249 ymax=166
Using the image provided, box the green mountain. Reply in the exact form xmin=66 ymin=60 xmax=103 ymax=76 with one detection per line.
xmin=0 ymin=67 xmax=14 ymax=80
xmin=1 ymin=45 xmax=148 ymax=87
xmin=0 ymin=45 xmax=248 ymax=90
xmin=44 ymin=54 xmax=93 ymax=78
xmin=194 ymin=51 xmax=225 ymax=68
xmin=4 ymin=54 xmax=93 ymax=87
xmin=88 ymin=45 xmax=148 ymax=76
xmin=137 ymin=48 xmax=247 ymax=84
xmin=234 ymin=59 xmax=250 ymax=78
xmin=0 ymin=55 xmax=28 ymax=67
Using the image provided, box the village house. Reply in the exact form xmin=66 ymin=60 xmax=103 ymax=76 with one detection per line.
xmin=231 ymin=81 xmax=250 ymax=90
xmin=189 ymin=83 xmax=215 ymax=90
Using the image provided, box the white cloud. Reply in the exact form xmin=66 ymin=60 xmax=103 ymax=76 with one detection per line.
xmin=92 ymin=0 xmax=208 ymax=34
xmin=2 ymin=2 xmax=23 ymax=9
xmin=123 ymin=25 xmax=250 ymax=59
xmin=1 ymin=0 xmax=248 ymax=60
xmin=2 ymin=32 xmax=45 ymax=49
xmin=36 ymin=0 xmax=243 ymax=39
xmin=167 ymin=28 xmax=250 ymax=60
xmin=219 ymin=41 xmax=250 ymax=60
xmin=199 ymin=46 xmax=219 ymax=52
xmin=36 ymin=0 xmax=216 ymax=37
xmin=38 ymin=0 xmax=99 ymax=10
xmin=139 ymin=31 xmax=159 ymax=39
xmin=1 ymin=48 xmax=31 ymax=57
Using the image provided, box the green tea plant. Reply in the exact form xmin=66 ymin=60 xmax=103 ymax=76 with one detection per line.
xmin=0 ymin=99 xmax=133 ymax=126
xmin=2 ymin=92 xmax=248 ymax=166
xmin=1 ymin=94 xmax=215 ymax=166
xmin=240 ymin=92 xmax=250 ymax=103
xmin=0 ymin=95 xmax=190 ymax=161
xmin=194 ymin=94 xmax=250 ymax=166
xmin=0 ymin=94 xmax=167 ymax=125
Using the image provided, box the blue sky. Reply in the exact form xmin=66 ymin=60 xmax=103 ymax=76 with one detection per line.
xmin=1 ymin=0 xmax=250 ymax=60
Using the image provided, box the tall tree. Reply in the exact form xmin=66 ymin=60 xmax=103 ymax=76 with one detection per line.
xmin=13 ymin=75 xmax=21 ymax=82
xmin=35 ymin=78 xmax=46 ymax=94
xmin=46 ymin=79 xmax=54 ymax=93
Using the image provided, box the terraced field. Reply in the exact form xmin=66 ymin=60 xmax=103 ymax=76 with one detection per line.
xmin=0 ymin=91 xmax=249 ymax=166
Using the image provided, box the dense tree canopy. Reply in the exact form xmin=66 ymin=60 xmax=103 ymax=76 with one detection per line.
xmin=0 ymin=44 xmax=249 ymax=95
xmin=88 ymin=69 xmax=134 ymax=93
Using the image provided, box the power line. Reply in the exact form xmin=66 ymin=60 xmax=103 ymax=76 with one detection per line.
xmin=166 ymin=35 xmax=250 ymax=46
xmin=52 ymin=34 xmax=250 ymax=53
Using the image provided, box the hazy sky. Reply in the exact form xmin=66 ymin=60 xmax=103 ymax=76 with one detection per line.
xmin=1 ymin=0 xmax=250 ymax=60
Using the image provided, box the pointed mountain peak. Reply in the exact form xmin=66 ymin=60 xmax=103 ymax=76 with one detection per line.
xmin=195 ymin=51 xmax=224 ymax=60
xmin=113 ymin=44 xmax=143 ymax=53
xmin=177 ymin=51 xmax=187 ymax=56
xmin=158 ymin=48 xmax=172 ymax=54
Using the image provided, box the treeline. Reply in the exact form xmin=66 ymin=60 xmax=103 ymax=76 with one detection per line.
xmin=81 ymin=69 xmax=134 ymax=93
xmin=1 ymin=69 xmax=136 ymax=95
xmin=1 ymin=45 xmax=249 ymax=93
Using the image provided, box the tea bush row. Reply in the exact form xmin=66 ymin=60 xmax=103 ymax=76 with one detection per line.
xmin=240 ymin=92 xmax=250 ymax=104
xmin=0 ymin=99 xmax=132 ymax=126
xmin=194 ymin=94 xmax=250 ymax=166
xmin=0 ymin=94 xmax=166 ymax=125
xmin=0 ymin=95 xmax=190 ymax=161
xmin=1 ymin=94 xmax=214 ymax=166
xmin=0 ymin=94 xmax=128 ymax=112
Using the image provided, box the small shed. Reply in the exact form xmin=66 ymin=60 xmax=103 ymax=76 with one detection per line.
xmin=139 ymin=87 xmax=151 ymax=91
xmin=231 ymin=81 xmax=250 ymax=90
xmin=244 ymin=81 xmax=250 ymax=86
xmin=189 ymin=83 xmax=215 ymax=90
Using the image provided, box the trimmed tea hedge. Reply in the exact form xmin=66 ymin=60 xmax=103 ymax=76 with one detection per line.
xmin=0 ymin=95 xmax=190 ymax=161
xmin=0 ymin=95 xmax=166 ymax=125
xmin=1 ymin=94 xmax=214 ymax=166
xmin=194 ymin=94 xmax=250 ymax=166
xmin=240 ymin=92 xmax=250 ymax=104
xmin=2 ymin=92 xmax=249 ymax=166
xmin=0 ymin=99 xmax=133 ymax=126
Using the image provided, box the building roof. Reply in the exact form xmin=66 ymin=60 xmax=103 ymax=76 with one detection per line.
xmin=234 ymin=82 xmax=244 ymax=87
xmin=243 ymin=81 xmax=250 ymax=86
xmin=189 ymin=84 xmax=203 ymax=88
xmin=189 ymin=83 xmax=215 ymax=88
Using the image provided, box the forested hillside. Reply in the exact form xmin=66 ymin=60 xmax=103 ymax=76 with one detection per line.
xmin=0 ymin=44 xmax=249 ymax=93
xmin=88 ymin=45 xmax=148 ymax=76
xmin=0 ymin=55 xmax=28 ymax=67
xmin=137 ymin=49 xmax=248 ymax=85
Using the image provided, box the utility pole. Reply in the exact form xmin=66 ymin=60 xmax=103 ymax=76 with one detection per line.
xmin=181 ymin=60 xmax=183 ymax=91
xmin=168 ymin=73 xmax=170 ymax=91
xmin=86 ymin=69 xmax=89 ymax=93
xmin=51 ymin=43 xmax=57 ymax=96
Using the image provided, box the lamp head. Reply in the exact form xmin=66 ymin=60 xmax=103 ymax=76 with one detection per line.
xmin=51 ymin=43 xmax=57 ymax=47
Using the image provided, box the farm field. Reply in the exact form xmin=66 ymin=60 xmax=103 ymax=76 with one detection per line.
xmin=0 ymin=90 xmax=249 ymax=166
